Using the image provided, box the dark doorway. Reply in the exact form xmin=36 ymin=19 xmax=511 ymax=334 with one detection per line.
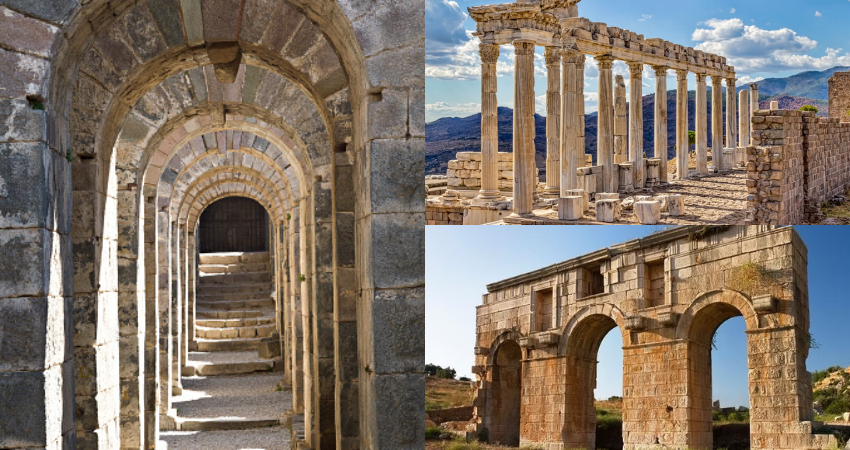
xmin=199 ymin=197 xmax=269 ymax=253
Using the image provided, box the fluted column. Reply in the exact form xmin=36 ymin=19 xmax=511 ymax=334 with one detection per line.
xmin=544 ymin=46 xmax=561 ymax=197
xmin=726 ymin=77 xmax=737 ymax=157
xmin=749 ymin=83 xmax=759 ymax=146
xmin=560 ymin=47 xmax=580 ymax=193
xmin=675 ymin=69 xmax=689 ymax=180
xmin=627 ymin=61 xmax=645 ymax=187
xmin=477 ymin=43 xmax=502 ymax=201
xmin=738 ymin=89 xmax=750 ymax=148
xmin=695 ymin=73 xmax=708 ymax=176
xmin=576 ymin=56 xmax=586 ymax=167
xmin=652 ymin=66 xmax=668 ymax=182
xmin=596 ymin=55 xmax=615 ymax=192
xmin=614 ymin=75 xmax=627 ymax=164
xmin=512 ymin=40 xmax=536 ymax=216
xmin=711 ymin=75 xmax=725 ymax=171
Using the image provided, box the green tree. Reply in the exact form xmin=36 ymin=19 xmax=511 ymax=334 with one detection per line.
xmin=799 ymin=105 xmax=818 ymax=113
xmin=688 ymin=130 xmax=696 ymax=149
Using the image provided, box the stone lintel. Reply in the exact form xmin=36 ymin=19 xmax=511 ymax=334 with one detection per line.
xmin=752 ymin=294 xmax=776 ymax=313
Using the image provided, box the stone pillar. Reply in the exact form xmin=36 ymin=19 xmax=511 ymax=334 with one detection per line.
xmin=596 ymin=55 xmax=616 ymax=192
xmin=627 ymin=61 xmax=645 ymax=188
xmin=695 ymin=73 xmax=708 ymax=175
xmin=476 ymin=43 xmax=502 ymax=201
xmin=143 ymin=193 xmax=160 ymax=449
xmin=652 ymin=66 xmax=668 ymax=183
xmin=560 ymin=47 xmax=580 ymax=193
xmin=613 ymin=75 xmax=627 ymax=164
xmin=157 ymin=211 xmax=172 ymax=420
xmin=543 ymin=46 xmax=561 ymax=197
xmin=170 ymin=221 xmax=182 ymax=395
xmin=186 ymin=231 xmax=195 ymax=352
xmin=738 ymin=89 xmax=750 ymax=148
xmin=576 ymin=56 xmax=587 ymax=167
xmin=289 ymin=208 xmax=303 ymax=413
xmin=675 ymin=69 xmax=689 ymax=180
xmin=726 ymin=78 xmax=737 ymax=154
xmin=711 ymin=75 xmax=725 ymax=171
xmin=749 ymin=83 xmax=760 ymax=145
xmin=512 ymin=40 xmax=536 ymax=215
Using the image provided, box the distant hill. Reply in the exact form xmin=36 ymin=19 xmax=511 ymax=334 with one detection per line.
xmin=426 ymin=67 xmax=842 ymax=178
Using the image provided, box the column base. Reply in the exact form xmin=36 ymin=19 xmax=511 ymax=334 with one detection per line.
xmin=541 ymin=187 xmax=560 ymax=199
xmin=474 ymin=190 xmax=504 ymax=202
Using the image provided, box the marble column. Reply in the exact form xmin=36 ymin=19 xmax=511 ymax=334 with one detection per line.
xmin=577 ymin=55 xmax=586 ymax=167
xmin=614 ymin=75 xmax=627 ymax=164
xmin=652 ymin=66 xmax=668 ymax=183
xmin=627 ymin=61 xmax=645 ymax=188
xmin=738 ymin=89 xmax=750 ymax=148
xmin=711 ymin=75 xmax=724 ymax=171
xmin=544 ymin=46 xmax=561 ymax=197
xmin=512 ymin=40 xmax=536 ymax=215
xmin=596 ymin=55 xmax=615 ymax=192
xmin=560 ymin=47 xmax=580 ymax=193
xmin=749 ymin=83 xmax=759 ymax=146
xmin=726 ymin=77 xmax=737 ymax=156
xmin=695 ymin=73 xmax=708 ymax=176
xmin=476 ymin=43 xmax=502 ymax=201
xmin=675 ymin=69 xmax=689 ymax=180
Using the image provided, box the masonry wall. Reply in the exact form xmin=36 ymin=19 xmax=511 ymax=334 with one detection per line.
xmin=828 ymin=71 xmax=850 ymax=122
xmin=446 ymin=152 xmax=536 ymax=191
xmin=425 ymin=205 xmax=465 ymax=225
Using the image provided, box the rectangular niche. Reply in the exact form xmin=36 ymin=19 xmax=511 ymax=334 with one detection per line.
xmin=534 ymin=287 xmax=553 ymax=331
xmin=577 ymin=264 xmax=604 ymax=299
xmin=645 ymin=258 xmax=665 ymax=308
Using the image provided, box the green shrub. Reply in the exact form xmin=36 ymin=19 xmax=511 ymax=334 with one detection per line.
xmin=425 ymin=426 xmax=442 ymax=440
xmin=799 ymin=105 xmax=818 ymax=113
xmin=446 ymin=442 xmax=482 ymax=450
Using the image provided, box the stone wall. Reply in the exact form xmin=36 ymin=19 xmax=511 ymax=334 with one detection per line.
xmin=447 ymin=152 xmax=537 ymax=191
xmin=425 ymin=204 xmax=465 ymax=225
xmin=746 ymin=109 xmax=850 ymax=224
xmin=428 ymin=406 xmax=474 ymax=424
xmin=472 ymin=226 xmax=836 ymax=450
xmin=828 ymin=71 xmax=850 ymax=122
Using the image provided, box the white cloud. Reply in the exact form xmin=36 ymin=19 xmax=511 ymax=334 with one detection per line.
xmin=730 ymin=7 xmax=736 ymax=13
xmin=639 ymin=14 xmax=652 ymax=21
xmin=736 ymin=75 xmax=764 ymax=85
xmin=815 ymin=10 xmax=822 ymax=17
xmin=691 ymin=18 xmax=850 ymax=73
xmin=584 ymin=92 xmax=599 ymax=102
xmin=426 ymin=102 xmax=480 ymax=114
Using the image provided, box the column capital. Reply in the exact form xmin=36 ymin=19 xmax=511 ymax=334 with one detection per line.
xmin=513 ymin=40 xmax=535 ymax=55
xmin=479 ymin=43 xmax=500 ymax=64
xmin=710 ymin=74 xmax=724 ymax=86
xmin=651 ymin=65 xmax=668 ymax=77
xmin=675 ymin=69 xmax=689 ymax=80
xmin=576 ymin=54 xmax=586 ymax=70
xmin=544 ymin=46 xmax=561 ymax=67
xmin=749 ymin=83 xmax=759 ymax=90
xmin=595 ymin=54 xmax=615 ymax=70
xmin=695 ymin=72 xmax=707 ymax=83
xmin=626 ymin=61 xmax=643 ymax=75
xmin=560 ymin=47 xmax=581 ymax=64
xmin=726 ymin=77 xmax=737 ymax=85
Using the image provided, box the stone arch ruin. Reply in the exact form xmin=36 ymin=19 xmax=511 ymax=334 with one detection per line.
xmin=472 ymin=226 xmax=837 ymax=449
xmin=0 ymin=1 xmax=423 ymax=449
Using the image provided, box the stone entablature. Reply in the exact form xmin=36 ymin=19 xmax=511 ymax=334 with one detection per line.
xmin=472 ymin=226 xmax=835 ymax=450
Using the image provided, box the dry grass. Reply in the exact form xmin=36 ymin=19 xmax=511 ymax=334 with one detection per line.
xmin=426 ymin=376 xmax=476 ymax=411
xmin=728 ymin=261 xmax=776 ymax=293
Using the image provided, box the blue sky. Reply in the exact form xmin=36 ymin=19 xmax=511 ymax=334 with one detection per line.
xmin=425 ymin=226 xmax=850 ymax=407
xmin=426 ymin=0 xmax=850 ymax=122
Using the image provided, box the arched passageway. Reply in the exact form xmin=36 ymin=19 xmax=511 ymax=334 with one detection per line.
xmin=490 ymin=340 xmax=522 ymax=446
xmin=199 ymin=197 xmax=269 ymax=253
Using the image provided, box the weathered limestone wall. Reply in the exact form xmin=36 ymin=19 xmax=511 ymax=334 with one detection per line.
xmin=447 ymin=152 xmax=533 ymax=191
xmin=746 ymin=110 xmax=850 ymax=224
xmin=472 ymin=226 xmax=835 ymax=450
xmin=828 ymin=71 xmax=850 ymax=122
xmin=425 ymin=205 xmax=465 ymax=225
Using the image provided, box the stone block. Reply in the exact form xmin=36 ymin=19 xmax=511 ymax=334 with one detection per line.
xmin=368 ymin=139 xmax=424 ymax=214
xmin=595 ymin=199 xmax=620 ymax=223
xmin=667 ymin=194 xmax=685 ymax=216
xmin=563 ymin=189 xmax=588 ymax=212
xmin=596 ymin=192 xmax=619 ymax=201
xmin=366 ymin=373 xmax=424 ymax=448
xmin=557 ymin=196 xmax=583 ymax=220
xmin=258 ymin=336 xmax=282 ymax=359
xmin=753 ymin=294 xmax=775 ymax=313
xmin=368 ymin=287 xmax=423 ymax=373
xmin=365 ymin=212 xmax=423 ymax=290
xmin=0 ymin=364 xmax=67 ymax=448
xmin=635 ymin=201 xmax=661 ymax=224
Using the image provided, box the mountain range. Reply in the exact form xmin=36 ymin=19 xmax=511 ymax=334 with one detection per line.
xmin=425 ymin=66 xmax=846 ymax=178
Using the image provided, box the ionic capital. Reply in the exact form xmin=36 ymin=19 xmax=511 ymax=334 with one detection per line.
xmin=626 ymin=61 xmax=643 ymax=76
xmin=513 ymin=40 xmax=535 ymax=56
xmin=544 ymin=46 xmax=561 ymax=67
xmin=651 ymin=65 xmax=668 ymax=77
xmin=595 ymin=54 xmax=615 ymax=70
xmin=479 ymin=43 xmax=500 ymax=64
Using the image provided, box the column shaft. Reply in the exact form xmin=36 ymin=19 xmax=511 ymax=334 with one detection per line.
xmin=596 ymin=55 xmax=615 ymax=192
xmin=675 ymin=70 xmax=689 ymax=180
xmin=477 ymin=43 xmax=501 ymax=200
xmin=628 ymin=62 xmax=644 ymax=188
xmin=726 ymin=78 xmax=737 ymax=157
xmin=711 ymin=75 xmax=725 ymax=171
xmin=544 ymin=47 xmax=561 ymax=196
xmin=652 ymin=66 xmax=668 ymax=182
xmin=749 ymin=83 xmax=760 ymax=146
xmin=512 ymin=41 xmax=536 ymax=215
xmin=739 ymin=89 xmax=750 ymax=148
xmin=577 ymin=56 xmax=586 ymax=167
xmin=696 ymin=73 xmax=708 ymax=175
xmin=614 ymin=75 xmax=627 ymax=164
xmin=560 ymin=48 xmax=579 ymax=193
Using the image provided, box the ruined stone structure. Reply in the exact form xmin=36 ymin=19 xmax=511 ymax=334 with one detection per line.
xmin=0 ymin=1 xmax=423 ymax=449
xmin=468 ymin=0 xmax=741 ymax=218
xmin=828 ymin=71 xmax=850 ymax=122
xmin=472 ymin=226 xmax=837 ymax=449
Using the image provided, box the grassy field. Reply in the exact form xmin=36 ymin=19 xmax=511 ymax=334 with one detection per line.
xmin=426 ymin=376 xmax=476 ymax=411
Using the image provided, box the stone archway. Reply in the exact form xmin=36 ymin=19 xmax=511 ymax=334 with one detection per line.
xmin=490 ymin=339 xmax=522 ymax=446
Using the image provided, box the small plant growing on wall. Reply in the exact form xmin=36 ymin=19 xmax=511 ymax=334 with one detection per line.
xmin=728 ymin=261 xmax=778 ymax=293
xmin=286 ymin=213 xmax=291 ymax=220
xmin=299 ymin=274 xmax=306 ymax=282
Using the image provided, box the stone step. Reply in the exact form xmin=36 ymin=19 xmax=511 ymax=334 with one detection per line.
xmin=196 ymin=317 xmax=274 ymax=328
xmin=198 ymin=251 xmax=269 ymax=265
xmin=198 ymin=262 xmax=271 ymax=274
xmin=198 ymin=272 xmax=270 ymax=284
xmin=195 ymin=299 xmax=275 ymax=310
xmin=176 ymin=417 xmax=280 ymax=431
xmin=196 ymin=282 xmax=272 ymax=295
xmin=196 ymin=338 xmax=262 ymax=352
xmin=195 ymin=309 xmax=268 ymax=320
xmin=196 ymin=324 xmax=275 ymax=339
xmin=196 ymin=291 xmax=272 ymax=302
xmin=184 ymin=360 xmax=274 ymax=377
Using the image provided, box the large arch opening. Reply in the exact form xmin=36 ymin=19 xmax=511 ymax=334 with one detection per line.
xmin=491 ymin=340 xmax=522 ymax=446
xmin=199 ymin=197 xmax=270 ymax=253
xmin=710 ymin=316 xmax=750 ymax=450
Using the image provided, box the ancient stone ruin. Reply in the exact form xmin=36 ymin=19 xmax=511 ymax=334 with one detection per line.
xmin=0 ymin=1 xmax=423 ymax=450
xmin=471 ymin=225 xmax=838 ymax=449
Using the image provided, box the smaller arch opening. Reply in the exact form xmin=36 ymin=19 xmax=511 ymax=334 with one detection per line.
xmin=491 ymin=340 xmax=522 ymax=446
xmin=199 ymin=196 xmax=269 ymax=253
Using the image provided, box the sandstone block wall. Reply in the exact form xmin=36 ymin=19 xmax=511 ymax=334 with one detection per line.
xmin=425 ymin=205 xmax=465 ymax=225
xmin=472 ymin=226 xmax=835 ymax=450
xmin=828 ymin=71 xmax=850 ymax=122
xmin=746 ymin=109 xmax=850 ymax=224
xmin=446 ymin=152 xmax=537 ymax=191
